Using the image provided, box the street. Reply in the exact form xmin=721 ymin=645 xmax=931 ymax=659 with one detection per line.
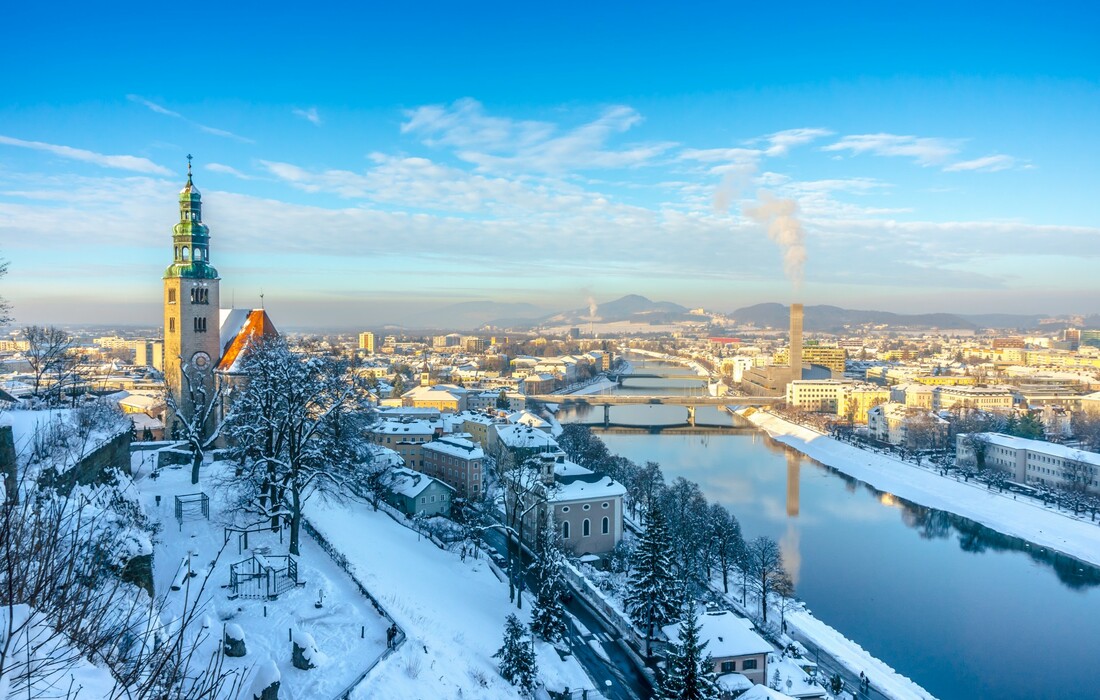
xmin=480 ymin=526 xmax=654 ymax=700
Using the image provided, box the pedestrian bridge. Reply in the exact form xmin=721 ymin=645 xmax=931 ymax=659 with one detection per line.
xmin=525 ymin=393 xmax=782 ymax=426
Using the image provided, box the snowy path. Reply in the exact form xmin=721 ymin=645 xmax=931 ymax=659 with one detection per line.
xmin=308 ymin=503 xmax=591 ymax=699
xmin=740 ymin=409 xmax=1100 ymax=568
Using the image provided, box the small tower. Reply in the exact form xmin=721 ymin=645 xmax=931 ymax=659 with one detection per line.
xmin=420 ymin=358 xmax=432 ymax=387
xmin=164 ymin=156 xmax=222 ymax=427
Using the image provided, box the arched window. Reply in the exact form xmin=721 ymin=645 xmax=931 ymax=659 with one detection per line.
xmin=562 ymin=521 xmax=570 ymax=539
xmin=182 ymin=246 xmax=190 ymax=261
xmin=602 ymin=517 xmax=609 ymax=535
xmin=583 ymin=519 xmax=590 ymax=537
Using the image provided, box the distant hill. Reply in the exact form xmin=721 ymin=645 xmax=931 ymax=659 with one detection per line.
xmin=540 ymin=294 xmax=695 ymax=326
xmin=730 ymin=303 xmax=976 ymax=331
xmin=958 ymin=313 xmax=1048 ymax=330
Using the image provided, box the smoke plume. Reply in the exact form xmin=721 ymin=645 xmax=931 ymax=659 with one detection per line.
xmin=586 ymin=296 xmax=600 ymax=320
xmin=742 ymin=190 xmax=806 ymax=289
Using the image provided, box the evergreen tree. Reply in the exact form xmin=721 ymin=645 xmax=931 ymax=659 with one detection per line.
xmin=494 ymin=614 xmax=538 ymax=695
xmin=659 ymin=603 xmax=720 ymax=700
xmin=529 ymin=515 xmax=568 ymax=643
xmin=625 ymin=501 xmax=678 ymax=656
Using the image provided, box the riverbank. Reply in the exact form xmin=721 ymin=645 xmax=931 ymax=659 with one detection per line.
xmin=737 ymin=408 xmax=1100 ymax=569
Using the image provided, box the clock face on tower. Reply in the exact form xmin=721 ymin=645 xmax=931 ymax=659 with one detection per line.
xmin=191 ymin=351 xmax=211 ymax=369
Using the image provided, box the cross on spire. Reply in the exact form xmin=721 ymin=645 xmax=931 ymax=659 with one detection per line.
xmin=186 ymin=154 xmax=193 ymax=184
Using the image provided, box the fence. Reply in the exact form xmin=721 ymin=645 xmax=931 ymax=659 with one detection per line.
xmin=301 ymin=519 xmax=406 ymax=700
xmin=228 ymin=553 xmax=298 ymax=599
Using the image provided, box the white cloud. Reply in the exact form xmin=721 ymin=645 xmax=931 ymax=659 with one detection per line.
xmin=401 ymin=99 xmax=674 ymax=173
xmin=759 ymin=127 xmax=834 ymax=156
xmin=943 ymin=154 xmax=1017 ymax=172
xmin=293 ymin=107 xmax=322 ymax=126
xmin=205 ymin=163 xmax=255 ymax=180
xmin=823 ymin=133 xmax=963 ymax=166
xmin=679 ymin=147 xmax=763 ymax=164
xmin=0 ymin=135 xmax=171 ymax=175
xmin=127 ymin=94 xmax=255 ymax=144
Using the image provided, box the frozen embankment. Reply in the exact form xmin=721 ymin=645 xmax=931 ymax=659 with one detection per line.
xmin=737 ymin=408 xmax=1100 ymax=568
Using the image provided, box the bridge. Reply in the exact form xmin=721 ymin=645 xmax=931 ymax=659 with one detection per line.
xmin=606 ymin=371 xmax=710 ymax=382
xmin=526 ymin=393 xmax=782 ymax=426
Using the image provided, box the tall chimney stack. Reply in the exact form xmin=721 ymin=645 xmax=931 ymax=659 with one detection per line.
xmin=789 ymin=303 xmax=803 ymax=383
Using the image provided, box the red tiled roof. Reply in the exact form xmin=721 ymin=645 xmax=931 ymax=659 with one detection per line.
xmin=217 ymin=309 xmax=279 ymax=372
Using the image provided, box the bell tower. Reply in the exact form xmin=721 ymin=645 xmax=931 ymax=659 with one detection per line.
xmin=164 ymin=156 xmax=222 ymax=423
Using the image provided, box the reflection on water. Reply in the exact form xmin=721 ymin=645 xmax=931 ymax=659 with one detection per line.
xmin=558 ymin=357 xmax=1100 ymax=700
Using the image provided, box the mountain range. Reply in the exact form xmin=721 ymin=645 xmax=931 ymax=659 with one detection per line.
xmin=389 ymin=296 xmax=1088 ymax=332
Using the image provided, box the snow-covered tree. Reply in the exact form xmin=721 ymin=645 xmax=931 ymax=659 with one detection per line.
xmin=23 ymin=325 xmax=82 ymax=405
xmin=166 ymin=360 xmax=222 ymax=485
xmin=625 ymin=500 xmax=678 ymax=656
xmin=494 ymin=613 xmax=538 ymax=696
xmin=221 ymin=337 xmax=374 ymax=555
xmin=529 ymin=514 xmax=567 ymax=643
xmin=659 ymin=603 xmax=720 ymax=700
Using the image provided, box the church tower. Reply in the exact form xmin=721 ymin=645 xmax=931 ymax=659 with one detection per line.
xmin=164 ymin=156 xmax=222 ymax=423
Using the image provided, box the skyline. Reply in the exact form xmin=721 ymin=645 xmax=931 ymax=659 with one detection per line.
xmin=2 ymin=2 xmax=1098 ymax=327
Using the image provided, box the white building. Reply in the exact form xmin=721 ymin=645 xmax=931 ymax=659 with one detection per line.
xmin=956 ymin=432 xmax=1100 ymax=492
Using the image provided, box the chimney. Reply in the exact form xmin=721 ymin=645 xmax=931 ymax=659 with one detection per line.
xmin=789 ymin=303 xmax=803 ymax=383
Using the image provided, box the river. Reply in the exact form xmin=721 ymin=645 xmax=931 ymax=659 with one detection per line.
xmin=554 ymin=357 xmax=1100 ymax=700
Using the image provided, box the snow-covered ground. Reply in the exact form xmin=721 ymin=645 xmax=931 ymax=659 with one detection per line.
xmin=308 ymin=502 xmax=592 ymax=699
xmin=568 ymin=377 xmax=619 ymax=395
xmin=133 ymin=459 xmax=391 ymax=699
xmin=738 ymin=409 xmax=1100 ymax=568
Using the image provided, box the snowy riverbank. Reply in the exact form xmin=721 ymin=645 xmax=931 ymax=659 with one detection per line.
xmin=737 ymin=408 xmax=1100 ymax=568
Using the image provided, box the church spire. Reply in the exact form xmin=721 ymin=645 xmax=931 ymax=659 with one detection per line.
xmin=165 ymin=157 xmax=218 ymax=280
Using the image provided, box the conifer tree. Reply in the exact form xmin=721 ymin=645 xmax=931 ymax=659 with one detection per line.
xmin=494 ymin=614 xmax=539 ymax=695
xmin=625 ymin=500 xmax=678 ymax=656
xmin=660 ymin=603 xmax=721 ymax=700
xmin=529 ymin=515 xmax=568 ymax=643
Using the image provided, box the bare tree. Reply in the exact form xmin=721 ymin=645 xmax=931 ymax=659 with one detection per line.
xmin=496 ymin=450 xmax=553 ymax=608
xmin=1 ymin=467 xmax=243 ymax=698
xmin=165 ymin=361 xmax=223 ymax=485
xmin=23 ymin=326 xmax=80 ymax=404
xmin=0 ymin=257 xmax=11 ymax=325
xmin=708 ymin=503 xmax=744 ymax=595
xmin=744 ymin=536 xmax=791 ymax=625
xmin=1059 ymin=453 xmax=1095 ymax=515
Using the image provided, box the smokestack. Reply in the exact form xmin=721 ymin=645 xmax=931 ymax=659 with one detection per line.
xmin=789 ymin=303 xmax=803 ymax=382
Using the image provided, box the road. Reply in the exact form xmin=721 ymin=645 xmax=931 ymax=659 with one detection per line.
xmin=480 ymin=526 xmax=654 ymax=700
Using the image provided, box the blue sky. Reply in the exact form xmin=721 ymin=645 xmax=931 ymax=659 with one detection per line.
xmin=2 ymin=1 xmax=1098 ymax=327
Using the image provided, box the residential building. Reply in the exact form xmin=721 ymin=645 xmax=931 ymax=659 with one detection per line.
xmin=956 ymin=432 xmax=1100 ymax=492
xmin=358 ymin=332 xmax=375 ymax=353
xmin=661 ymin=611 xmax=771 ymax=687
xmin=384 ymin=467 xmax=455 ymax=517
xmin=423 ymin=436 xmax=485 ymax=499
xmin=933 ymin=385 xmax=1014 ymax=412
xmin=368 ymin=419 xmax=441 ymax=470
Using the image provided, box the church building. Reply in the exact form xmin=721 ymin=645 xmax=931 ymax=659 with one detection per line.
xmin=163 ymin=158 xmax=277 ymax=433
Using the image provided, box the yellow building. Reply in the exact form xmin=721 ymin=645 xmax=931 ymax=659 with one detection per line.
xmin=774 ymin=345 xmax=846 ymax=376
xmin=358 ymin=332 xmax=375 ymax=353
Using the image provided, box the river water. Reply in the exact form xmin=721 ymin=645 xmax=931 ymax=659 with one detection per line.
xmin=555 ymin=358 xmax=1100 ymax=700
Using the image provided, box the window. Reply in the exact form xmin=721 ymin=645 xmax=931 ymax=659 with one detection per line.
xmin=169 ymin=318 xmax=175 ymax=332
xmin=602 ymin=517 xmax=609 ymax=534
xmin=193 ymin=317 xmax=207 ymax=333
xmin=420 ymin=497 xmax=426 ymax=504
xmin=583 ymin=519 xmax=590 ymax=537
xmin=721 ymin=661 xmax=735 ymax=673
xmin=430 ymin=495 xmax=436 ymax=503
xmin=562 ymin=521 xmax=570 ymax=539
xmin=561 ymin=506 xmax=570 ymax=513
xmin=190 ymin=287 xmax=209 ymax=305
xmin=742 ymin=659 xmax=757 ymax=670
xmin=168 ymin=289 xmax=176 ymax=304
xmin=602 ymin=502 xmax=609 ymax=509
xmin=583 ymin=504 xmax=591 ymax=511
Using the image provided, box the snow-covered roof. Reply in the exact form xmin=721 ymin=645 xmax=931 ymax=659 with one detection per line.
xmin=662 ymin=611 xmax=772 ymax=660
xmin=371 ymin=419 xmax=441 ymax=436
xmin=217 ymin=309 xmax=278 ymax=373
xmin=389 ymin=467 xmax=454 ymax=499
xmin=717 ymin=673 xmax=754 ymax=692
xmin=495 ymin=424 xmax=559 ymax=451
xmin=424 ymin=437 xmax=484 ymax=460
xmin=547 ymin=471 xmax=624 ymax=504
xmin=737 ymin=686 xmax=795 ymax=700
